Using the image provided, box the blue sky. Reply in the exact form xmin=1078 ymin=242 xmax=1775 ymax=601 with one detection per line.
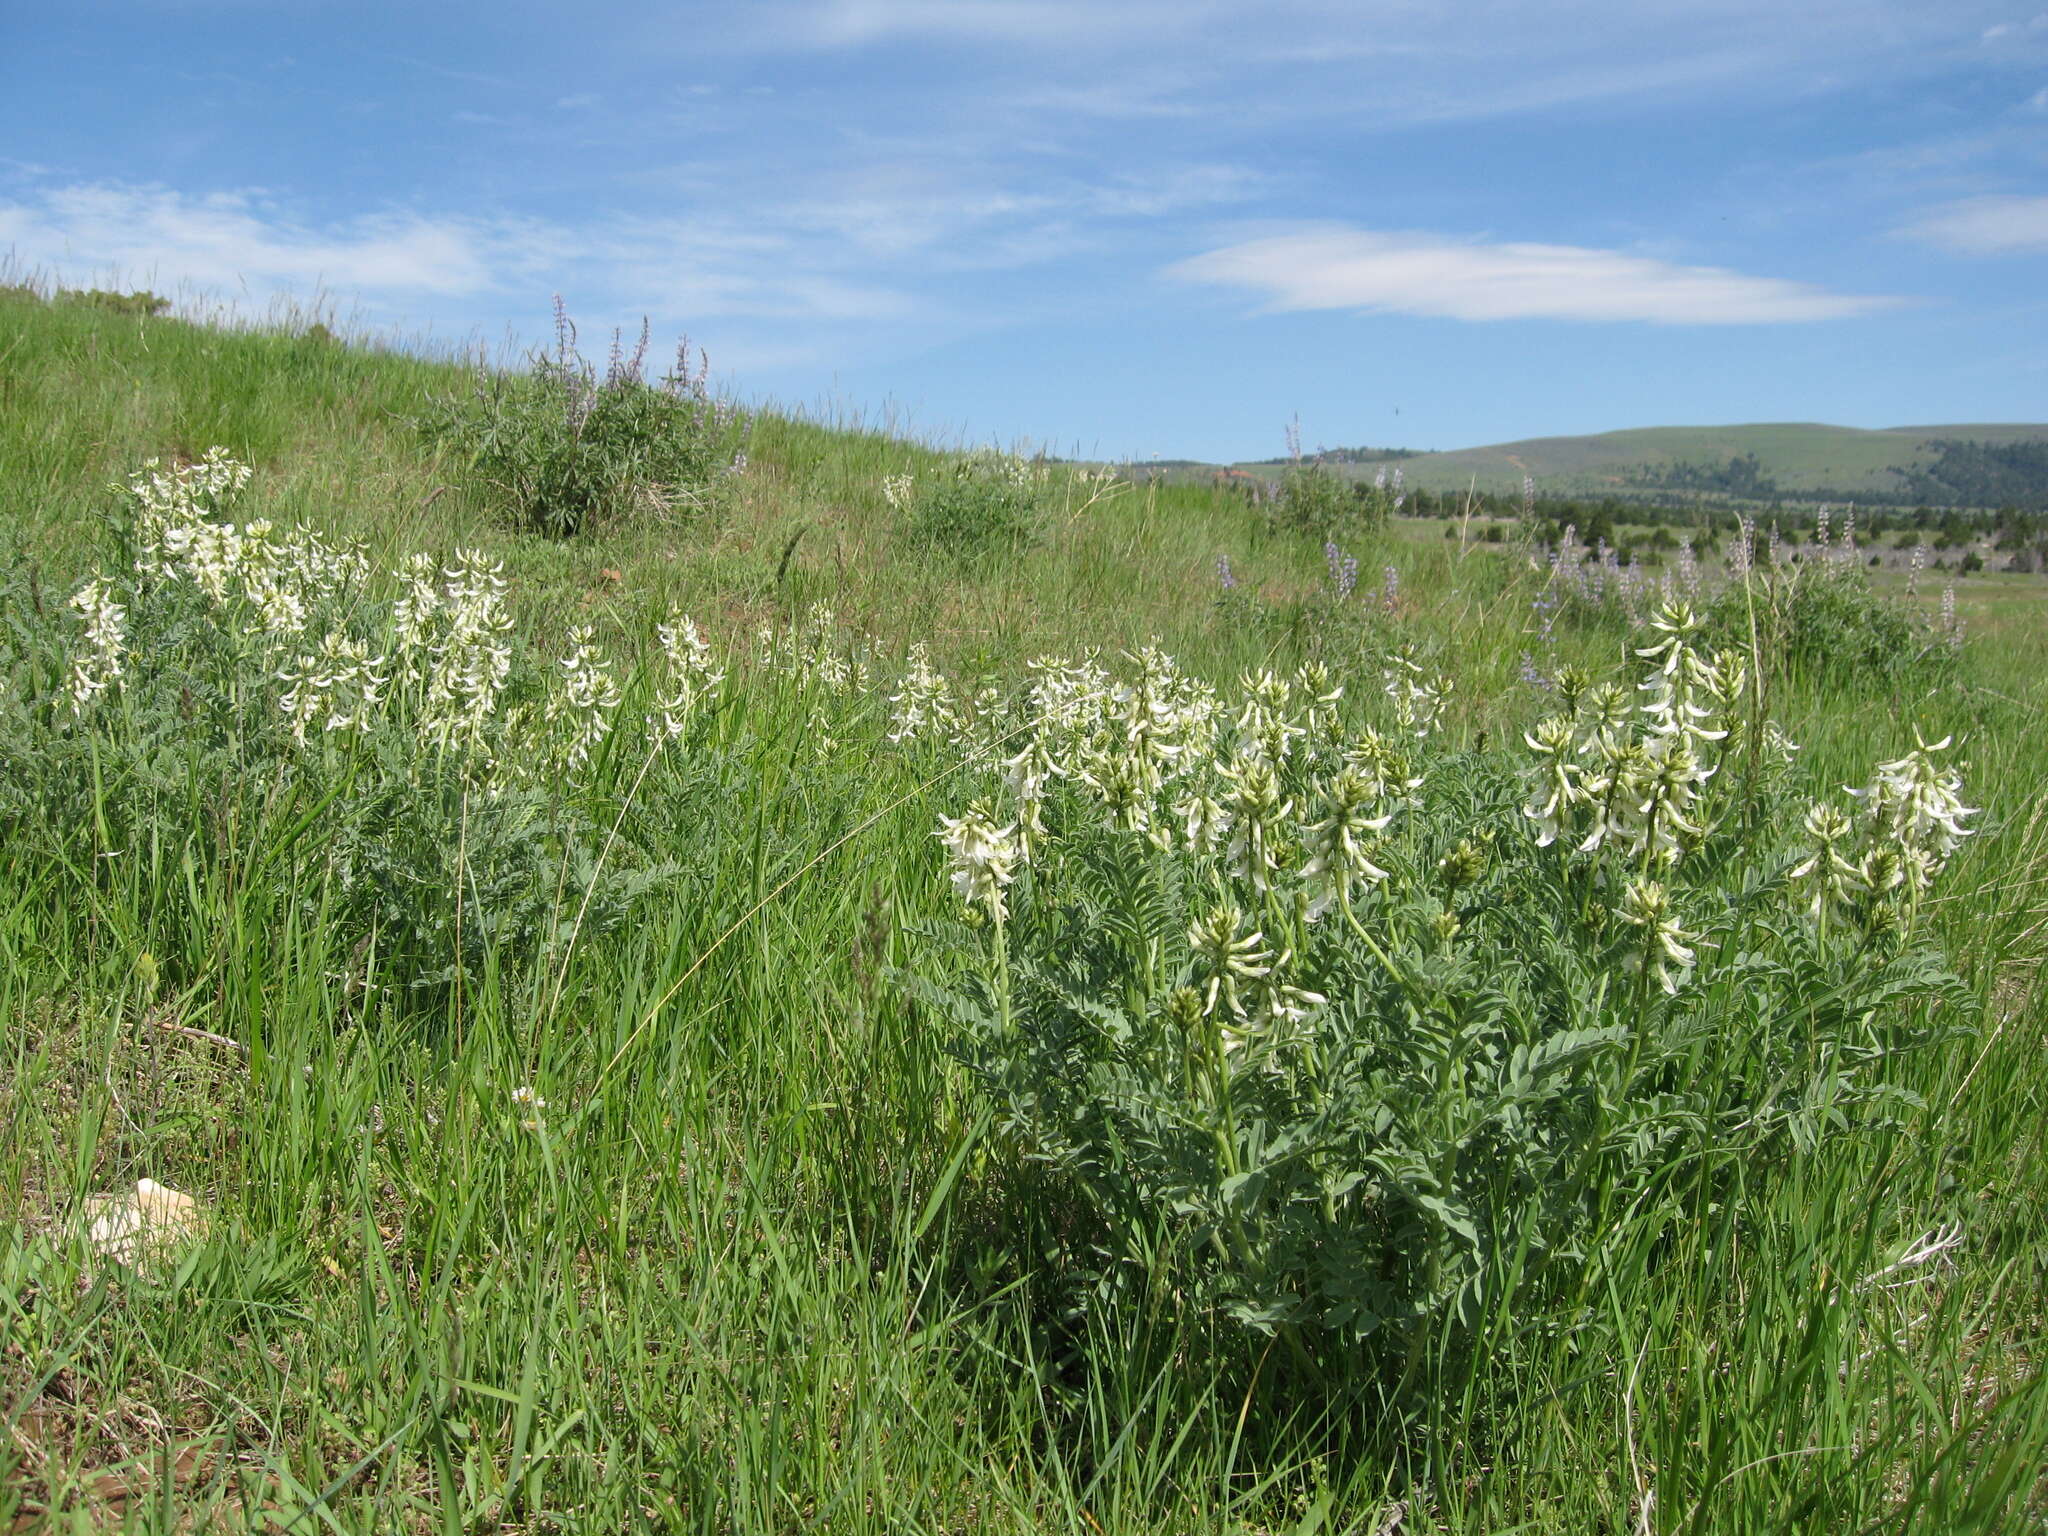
xmin=3 ymin=1 xmax=2046 ymax=460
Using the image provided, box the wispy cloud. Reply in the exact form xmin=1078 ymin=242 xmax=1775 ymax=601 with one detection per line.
xmin=1979 ymin=11 xmax=2048 ymax=43
xmin=1167 ymin=226 xmax=1905 ymax=325
xmin=1903 ymin=193 xmax=2048 ymax=254
xmin=756 ymin=0 xmax=2026 ymax=132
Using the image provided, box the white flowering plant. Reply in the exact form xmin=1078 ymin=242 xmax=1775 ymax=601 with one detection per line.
xmin=909 ymin=604 xmax=1977 ymax=1397
xmin=1 ymin=452 xmax=694 ymax=1004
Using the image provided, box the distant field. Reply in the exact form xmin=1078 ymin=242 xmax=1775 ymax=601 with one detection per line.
xmin=1218 ymin=420 xmax=2048 ymax=499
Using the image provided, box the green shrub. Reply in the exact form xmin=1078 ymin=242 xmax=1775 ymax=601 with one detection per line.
xmin=1706 ymin=556 xmax=1954 ymax=685
xmin=1268 ymin=461 xmax=1382 ymax=542
xmin=422 ymin=298 xmax=750 ymax=538
xmin=888 ymin=450 xmax=1049 ymax=562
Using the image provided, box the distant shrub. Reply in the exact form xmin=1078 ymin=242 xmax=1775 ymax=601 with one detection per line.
xmin=422 ymin=297 xmax=751 ymax=538
xmin=889 ymin=451 xmax=1049 ymax=562
xmin=1959 ymin=551 xmax=1984 ymax=574
xmin=1705 ymin=555 xmax=1953 ymax=684
xmin=1543 ymin=520 xmax=1959 ymax=685
xmin=1266 ymin=461 xmax=1396 ymax=544
xmin=59 ymin=289 xmax=170 ymax=318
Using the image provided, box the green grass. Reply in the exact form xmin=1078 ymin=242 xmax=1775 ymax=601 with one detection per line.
xmin=1 ymin=286 xmax=2043 ymax=1533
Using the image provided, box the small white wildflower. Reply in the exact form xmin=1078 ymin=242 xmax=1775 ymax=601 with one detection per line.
xmin=937 ymin=803 xmax=1021 ymax=920
xmin=651 ymin=609 xmax=725 ymax=744
xmin=888 ymin=642 xmax=958 ymax=744
xmin=1852 ymin=732 xmax=1978 ymax=869
xmin=1522 ymin=715 xmax=1582 ymax=849
xmin=1300 ymin=768 xmax=1395 ymax=921
xmin=66 ymin=576 xmax=128 ymax=713
xmin=547 ymin=625 xmax=623 ymax=769
xmin=1188 ymin=904 xmax=1276 ymax=1023
xmin=1617 ymin=878 xmax=1696 ymax=995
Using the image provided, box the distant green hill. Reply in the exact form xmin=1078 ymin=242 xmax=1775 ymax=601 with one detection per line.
xmin=1220 ymin=422 xmax=2048 ymax=507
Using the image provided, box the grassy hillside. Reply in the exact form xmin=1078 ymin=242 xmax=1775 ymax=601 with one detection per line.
xmin=2 ymin=288 xmax=2044 ymax=1534
xmin=1226 ymin=421 xmax=2048 ymax=500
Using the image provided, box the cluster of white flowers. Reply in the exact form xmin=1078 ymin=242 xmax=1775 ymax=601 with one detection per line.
xmin=936 ymin=802 xmax=1020 ymax=920
xmin=881 ymin=451 xmax=1049 ymax=519
xmin=392 ymin=550 xmax=517 ymax=757
xmin=124 ymin=452 xmax=366 ymax=640
xmin=961 ymin=449 xmax=1048 ymax=491
xmin=277 ymin=632 xmax=388 ymax=747
xmin=66 ymin=577 xmax=128 ymax=713
xmin=1187 ymin=903 xmax=1326 ymax=1051
xmin=1792 ymin=733 xmax=1978 ymax=925
xmin=125 ymin=449 xmax=253 ymax=585
xmin=1616 ymin=877 xmax=1697 ymax=995
xmin=1520 ymin=601 xmax=1750 ymax=866
xmin=1384 ymin=647 xmax=1452 ymax=740
xmin=546 ymin=625 xmax=623 ymax=770
xmin=926 ymin=645 xmax=1434 ymax=1006
xmin=888 ymin=642 xmax=959 ymax=744
xmin=754 ymin=607 xmax=877 ymax=710
xmin=651 ymin=608 xmax=725 ymax=745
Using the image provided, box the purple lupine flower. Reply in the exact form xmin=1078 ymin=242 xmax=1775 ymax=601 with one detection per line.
xmin=1519 ymin=651 xmax=1555 ymax=692
xmin=1620 ymin=557 xmax=1644 ymax=626
xmin=626 ymin=316 xmax=650 ymax=384
xmin=1677 ymin=538 xmax=1700 ymax=600
xmin=553 ymin=293 xmax=576 ymax=369
xmin=1380 ymin=565 xmax=1400 ymax=614
xmin=1324 ymin=541 xmax=1359 ymax=600
xmin=1217 ymin=553 xmax=1239 ymax=590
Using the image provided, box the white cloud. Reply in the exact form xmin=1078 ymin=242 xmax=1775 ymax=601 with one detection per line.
xmin=1167 ymin=226 xmax=1903 ymax=324
xmin=0 ymin=180 xmax=941 ymax=330
xmin=1980 ymin=12 xmax=2048 ymax=42
xmin=1903 ymin=193 xmax=2048 ymax=253
xmin=0 ymin=182 xmax=560 ymax=298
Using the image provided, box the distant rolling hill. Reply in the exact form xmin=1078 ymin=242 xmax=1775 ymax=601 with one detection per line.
xmin=1218 ymin=422 xmax=2048 ymax=506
